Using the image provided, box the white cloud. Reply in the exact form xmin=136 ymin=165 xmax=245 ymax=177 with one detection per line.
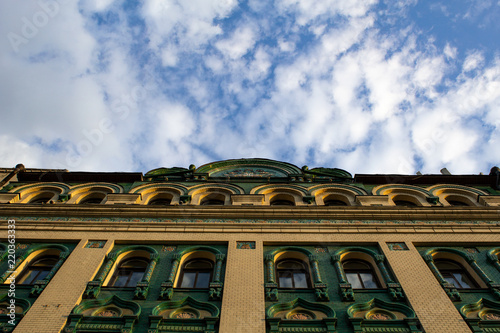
xmin=0 ymin=0 xmax=499 ymax=176
xmin=215 ymin=26 xmax=257 ymax=59
xmin=463 ymin=51 xmax=485 ymax=72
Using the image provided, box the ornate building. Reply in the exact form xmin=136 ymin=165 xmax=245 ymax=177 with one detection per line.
xmin=0 ymin=158 xmax=499 ymax=333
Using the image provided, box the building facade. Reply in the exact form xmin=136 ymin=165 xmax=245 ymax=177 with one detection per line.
xmin=0 ymin=158 xmax=499 ymax=333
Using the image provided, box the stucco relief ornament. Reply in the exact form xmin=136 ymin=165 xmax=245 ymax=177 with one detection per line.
xmin=484 ymin=312 xmax=500 ymax=320
xmin=290 ymin=313 xmax=312 ymax=320
xmin=221 ymin=169 xmax=277 ymax=177
xmin=97 ymin=309 xmax=119 ymax=317
xmin=368 ymin=313 xmax=391 ymax=320
xmin=175 ymin=312 xmax=196 ymax=319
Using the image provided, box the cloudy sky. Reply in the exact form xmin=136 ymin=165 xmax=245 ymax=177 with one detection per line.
xmin=1 ymin=0 xmax=499 ymax=175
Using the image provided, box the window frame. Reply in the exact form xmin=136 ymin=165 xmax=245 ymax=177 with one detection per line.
xmin=17 ymin=255 xmax=60 ymax=285
xmin=434 ymin=259 xmax=479 ymax=289
xmin=177 ymin=258 xmax=214 ymax=289
xmin=108 ymin=257 xmax=150 ymax=288
xmin=275 ymin=259 xmax=311 ymax=289
xmin=343 ymin=259 xmax=381 ymax=289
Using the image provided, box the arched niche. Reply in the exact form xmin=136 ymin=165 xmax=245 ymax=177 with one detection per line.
xmin=372 ymin=184 xmax=435 ymax=207
xmin=427 ymin=184 xmax=487 ymax=207
xmin=309 ymin=184 xmax=366 ymax=206
xmin=130 ymin=184 xmax=188 ymax=205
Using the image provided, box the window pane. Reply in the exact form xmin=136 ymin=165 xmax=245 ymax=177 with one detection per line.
xmin=442 ymin=275 xmax=460 ymax=289
xmin=346 ymin=273 xmax=363 ymax=289
xmin=113 ymin=274 xmax=129 ymax=287
xmin=180 ymin=272 xmax=196 ymax=288
xmin=128 ymin=271 xmax=144 ymax=286
xmin=293 ymin=272 xmax=308 ymax=288
xmin=19 ymin=270 xmax=38 ymax=284
xmin=453 ymin=273 xmax=472 ymax=289
xmin=279 ymin=274 xmax=293 ymax=288
xmin=360 ymin=273 xmax=378 ymax=288
xmin=36 ymin=270 xmax=50 ymax=282
xmin=195 ymin=272 xmax=211 ymax=288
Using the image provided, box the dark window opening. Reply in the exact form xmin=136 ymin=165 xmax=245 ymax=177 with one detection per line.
xmin=18 ymin=255 xmax=59 ymax=284
xmin=324 ymin=199 xmax=347 ymax=206
xmin=447 ymin=200 xmax=469 ymax=207
xmin=149 ymin=198 xmax=172 ymax=206
xmin=394 ymin=200 xmax=417 ymax=207
xmin=80 ymin=197 xmax=104 ymax=204
xmin=276 ymin=259 xmax=310 ymax=289
xmin=435 ymin=259 xmax=478 ymax=289
xmin=270 ymin=200 xmax=295 ymax=206
xmin=200 ymin=199 xmax=224 ymax=205
xmin=343 ymin=259 xmax=380 ymax=289
xmin=109 ymin=257 xmax=149 ymax=287
xmin=29 ymin=196 xmax=53 ymax=204
xmin=178 ymin=259 xmax=213 ymax=288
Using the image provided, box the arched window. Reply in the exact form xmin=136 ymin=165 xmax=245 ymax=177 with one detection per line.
xmin=18 ymin=255 xmax=59 ymax=284
xmin=394 ymin=200 xmax=417 ymax=207
xmin=29 ymin=193 xmax=54 ymax=204
xmin=178 ymin=259 xmax=213 ymax=288
xmin=148 ymin=198 xmax=172 ymax=206
xmin=435 ymin=259 xmax=478 ymax=289
xmin=270 ymin=199 xmax=295 ymax=206
xmin=109 ymin=257 xmax=149 ymax=287
xmin=324 ymin=199 xmax=347 ymax=206
xmin=80 ymin=196 xmax=105 ymax=204
xmin=446 ymin=199 xmax=469 ymax=207
xmin=343 ymin=259 xmax=380 ymax=289
xmin=200 ymin=199 xmax=224 ymax=206
xmin=276 ymin=259 xmax=310 ymax=289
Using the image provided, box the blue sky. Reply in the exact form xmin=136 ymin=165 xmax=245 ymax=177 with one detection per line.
xmin=1 ymin=0 xmax=499 ymax=175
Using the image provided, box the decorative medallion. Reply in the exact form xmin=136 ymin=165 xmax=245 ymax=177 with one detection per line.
xmin=368 ymin=313 xmax=392 ymax=320
xmin=290 ymin=312 xmax=313 ymax=320
xmin=175 ymin=312 xmax=196 ymax=319
xmin=482 ymin=311 xmax=500 ymax=320
xmin=213 ymin=168 xmax=284 ymax=178
xmin=387 ymin=243 xmax=409 ymax=251
xmin=170 ymin=308 xmax=200 ymax=319
xmin=237 ymin=241 xmax=255 ymax=249
xmin=314 ymin=246 xmax=328 ymax=253
xmin=85 ymin=240 xmax=106 ymax=248
xmin=465 ymin=247 xmax=479 ymax=254
xmin=97 ymin=309 xmax=119 ymax=317
xmin=162 ymin=245 xmax=177 ymax=252
xmin=365 ymin=309 xmax=397 ymax=321
xmin=15 ymin=243 xmax=29 ymax=250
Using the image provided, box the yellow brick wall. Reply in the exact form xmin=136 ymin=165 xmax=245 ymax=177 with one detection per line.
xmin=8 ymin=225 xmax=500 ymax=333
xmin=219 ymin=240 xmax=265 ymax=333
xmin=381 ymin=241 xmax=472 ymax=333
xmin=13 ymin=239 xmax=113 ymax=333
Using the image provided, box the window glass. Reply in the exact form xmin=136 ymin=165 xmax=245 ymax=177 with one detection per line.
xmin=178 ymin=259 xmax=213 ymax=289
xmin=343 ymin=259 xmax=380 ymax=289
xmin=435 ymin=259 xmax=477 ymax=289
xmin=276 ymin=259 xmax=310 ymax=289
xmin=18 ymin=256 xmax=59 ymax=284
xmin=196 ymin=272 xmax=211 ymax=288
xmin=279 ymin=274 xmax=293 ymax=288
xmin=360 ymin=273 xmax=378 ymax=288
xmin=346 ymin=273 xmax=363 ymax=289
xmin=110 ymin=257 xmax=149 ymax=287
